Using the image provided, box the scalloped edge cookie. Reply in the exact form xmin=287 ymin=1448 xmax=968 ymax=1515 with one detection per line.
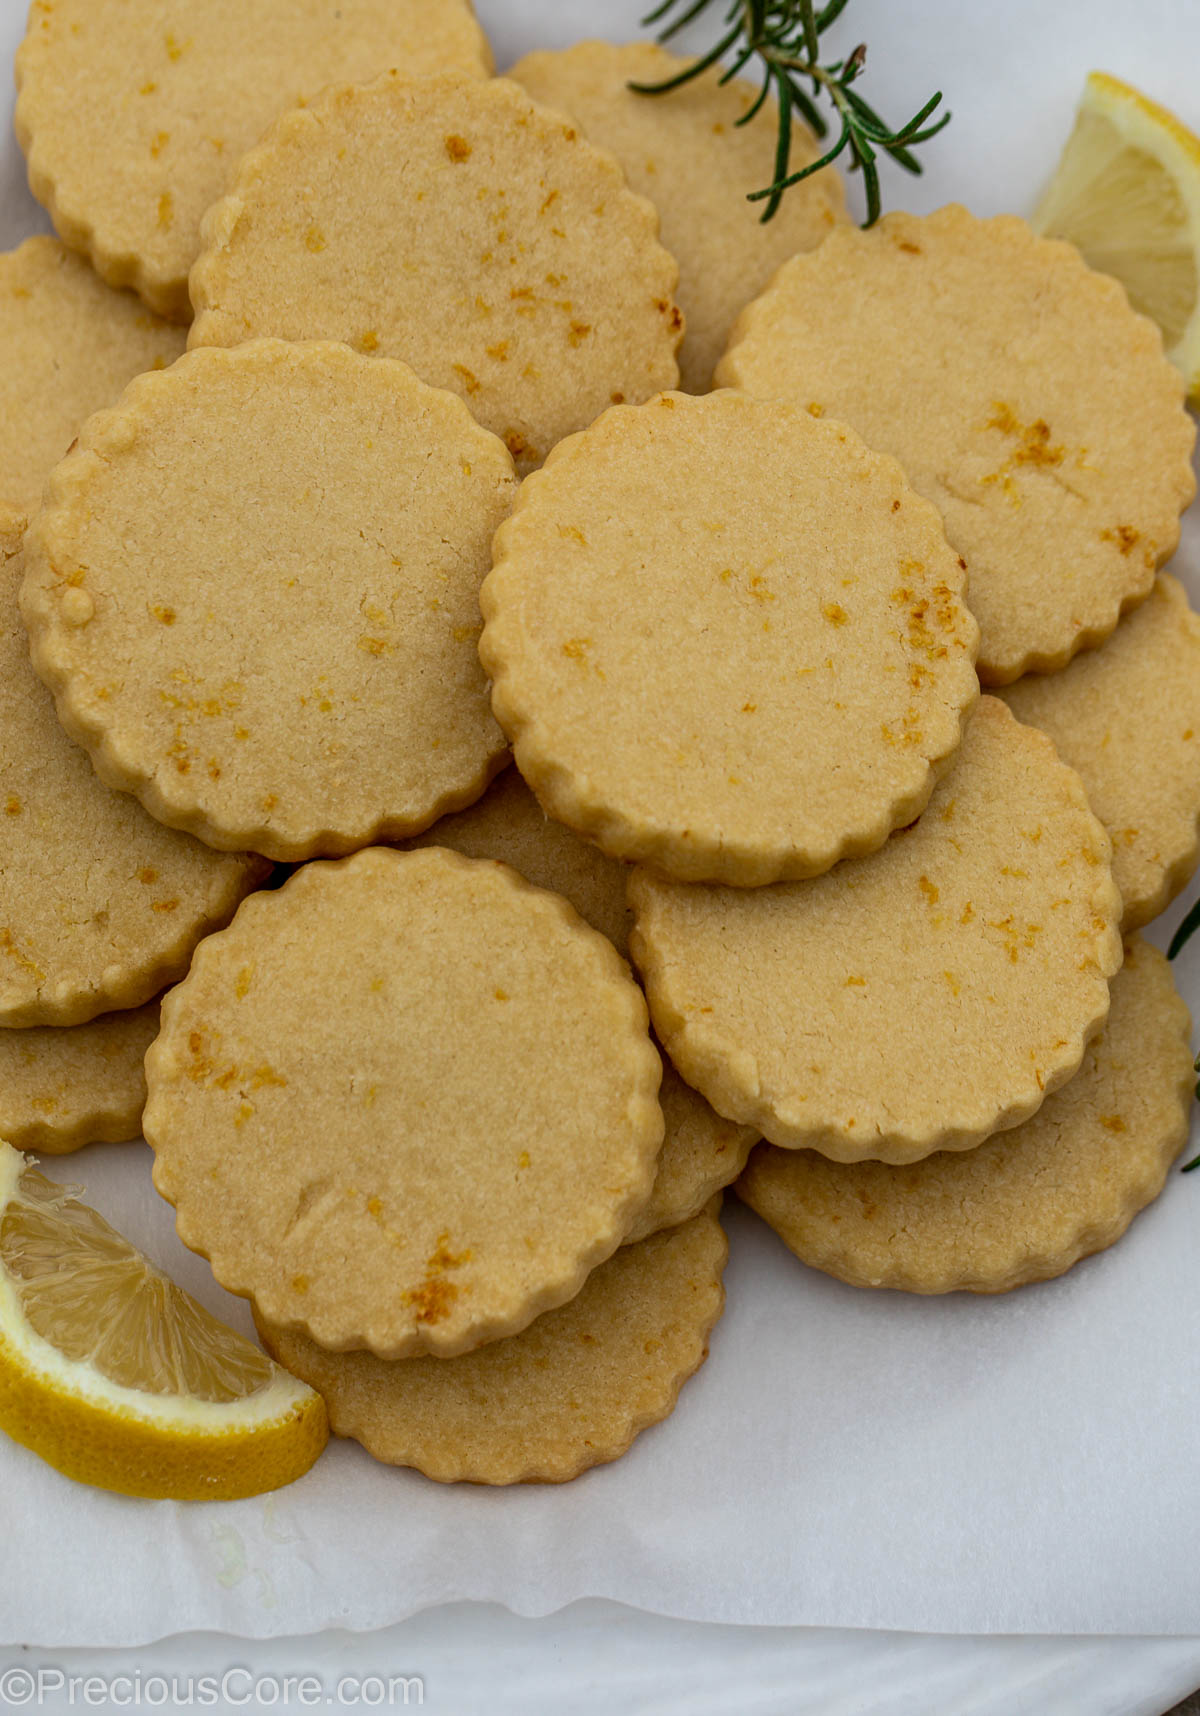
xmin=0 ymin=998 xmax=158 ymax=1154
xmin=257 ymin=1199 xmax=727 ymax=1484
xmin=188 ymin=72 xmax=682 ymax=472
xmin=21 ymin=339 xmax=515 ymax=862
xmin=145 ymin=847 xmax=664 ymax=1359
xmin=628 ymin=698 xmax=1124 ymax=1163
xmin=509 ymin=39 xmax=845 ymax=393
xmin=14 ymin=0 xmax=493 ymax=322
xmin=0 ymin=235 xmax=186 ymax=543
xmin=1 ymin=533 xmax=269 ymax=1029
xmin=999 ymin=575 xmax=1200 ymax=931
xmin=401 ymin=769 xmax=757 ymax=1234
xmin=736 ymin=937 xmax=1193 ymax=1293
xmin=717 ymin=204 xmax=1196 ymax=684
xmin=481 ymin=389 xmax=979 ymax=885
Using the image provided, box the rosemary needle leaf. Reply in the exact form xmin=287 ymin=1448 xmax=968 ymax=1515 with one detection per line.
xmin=655 ymin=0 xmax=714 ymax=42
xmin=1168 ymin=896 xmax=1200 ymax=959
xmin=634 ymin=0 xmax=950 ymax=224
xmin=628 ymin=23 xmax=742 ymax=95
xmin=736 ymin=65 xmax=775 ymax=126
xmin=745 ymin=125 xmax=852 ymax=200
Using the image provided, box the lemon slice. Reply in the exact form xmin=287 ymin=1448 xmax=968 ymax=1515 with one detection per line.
xmin=1033 ymin=71 xmax=1200 ymax=399
xmin=0 ymin=1143 xmax=327 ymax=1498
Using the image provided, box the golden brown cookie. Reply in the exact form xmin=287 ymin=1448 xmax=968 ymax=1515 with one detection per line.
xmin=0 ymin=236 xmax=185 ymax=541
xmin=623 ymin=1074 xmax=754 ymax=1245
xmin=481 ymin=390 xmax=978 ymax=885
xmin=737 ymin=937 xmax=1192 ymax=1293
xmin=22 ymin=340 xmax=514 ymax=862
xmin=405 ymin=765 xmax=631 ymax=954
xmin=0 ymin=536 xmax=266 ymax=1029
xmin=15 ymin=0 xmax=492 ymax=321
xmin=0 ymin=999 xmax=158 ymax=1154
xmin=258 ymin=1201 xmax=727 ymax=1484
xmin=145 ymin=847 xmax=664 ymax=1359
xmin=999 ymin=576 xmax=1200 ymax=931
xmin=189 ymin=73 xmax=682 ymax=472
xmin=717 ymin=205 xmax=1196 ymax=683
xmin=509 ymin=40 xmax=845 ymax=393
xmin=629 ymin=698 xmax=1124 ymax=1164
xmin=404 ymin=770 xmax=757 ymax=1234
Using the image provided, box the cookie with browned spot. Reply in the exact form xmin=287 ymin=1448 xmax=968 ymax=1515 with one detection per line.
xmin=258 ymin=1200 xmax=726 ymax=1483
xmin=189 ymin=73 xmax=681 ymax=472
xmin=629 ymin=698 xmax=1123 ymax=1164
xmin=22 ymin=340 xmax=514 ymax=863
xmin=481 ymin=389 xmax=978 ymax=884
xmin=718 ymin=205 xmax=1196 ymax=683
xmin=145 ymin=847 xmax=664 ymax=1358
xmin=510 ymin=40 xmax=845 ymax=393
xmin=15 ymin=0 xmax=492 ymax=320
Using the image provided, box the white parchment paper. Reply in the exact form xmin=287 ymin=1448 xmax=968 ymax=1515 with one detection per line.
xmin=2 ymin=0 xmax=1200 ymax=1649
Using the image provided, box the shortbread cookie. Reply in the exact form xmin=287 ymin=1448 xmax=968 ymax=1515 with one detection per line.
xmin=509 ymin=40 xmax=845 ymax=393
xmin=1000 ymin=576 xmax=1200 ymax=931
xmin=0 ymin=999 xmax=159 ymax=1154
xmin=22 ymin=341 xmax=514 ymax=863
xmin=258 ymin=1201 xmax=727 ymax=1484
xmin=481 ymin=391 xmax=978 ymax=885
xmin=404 ymin=771 xmax=757 ymax=1234
xmin=737 ymin=937 xmax=1192 ymax=1293
xmin=15 ymin=0 xmax=492 ymax=321
xmin=145 ymin=847 xmax=664 ymax=1359
xmin=0 ymin=237 xmax=185 ymax=541
xmin=0 ymin=538 xmax=265 ymax=1029
xmin=407 ymin=767 xmax=632 ymax=953
xmin=189 ymin=73 xmax=681 ymax=473
xmin=629 ymin=698 xmax=1124 ymax=1163
xmin=717 ymin=206 xmax=1196 ymax=683
xmin=623 ymin=1074 xmax=754 ymax=1245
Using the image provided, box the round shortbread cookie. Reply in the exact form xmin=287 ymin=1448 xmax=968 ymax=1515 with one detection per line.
xmin=623 ymin=1073 xmax=753 ymax=1246
xmin=0 ymin=999 xmax=158 ymax=1154
xmin=258 ymin=1201 xmax=727 ymax=1484
xmin=717 ymin=205 xmax=1196 ymax=684
xmin=509 ymin=40 xmax=845 ymax=393
xmin=188 ymin=73 xmax=682 ymax=473
xmin=145 ymin=847 xmax=664 ymax=1359
xmin=629 ymin=697 xmax=1124 ymax=1164
xmin=404 ymin=770 xmax=758 ymax=1236
xmin=480 ymin=390 xmax=979 ymax=885
xmin=736 ymin=937 xmax=1193 ymax=1293
xmin=406 ymin=765 xmax=633 ymax=955
xmin=0 ymin=237 xmax=185 ymax=541
xmin=0 ymin=537 xmax=266 ymax=1029
xmin=15 ymin=0 xmax=492 ymax=322
xmin=999 ymin=576 xmax=1200 ymax=931
xmin=22 ymin=341 xmax=515 ymax=863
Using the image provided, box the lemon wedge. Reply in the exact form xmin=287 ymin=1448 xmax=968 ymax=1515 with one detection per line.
xmin=0 ymin=1143 xmax=327 ymax=1499
xmin=1033 ymin=70 xmax=1200 ymax=399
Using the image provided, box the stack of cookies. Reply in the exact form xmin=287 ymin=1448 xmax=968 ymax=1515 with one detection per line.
xmin=3 ymin=6 xmax=1199 ymax=1486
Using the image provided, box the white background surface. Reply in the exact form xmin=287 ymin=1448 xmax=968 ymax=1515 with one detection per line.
xmin=4 ymin=0 xmax=1200 ymax=1708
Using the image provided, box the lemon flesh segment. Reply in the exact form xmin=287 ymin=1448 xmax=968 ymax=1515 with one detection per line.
xmin=1033 ymin=70 xmax=1200 ymax=397
xmin=0 ymin=1146 xmax=327 ymax=1499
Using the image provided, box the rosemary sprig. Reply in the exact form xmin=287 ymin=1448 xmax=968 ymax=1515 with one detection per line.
xmin=631 ymin=0 xmax=951 ymax=224
xmin=1168 ymin=896 xmax=1200 ymax=960
xmin=1168 ymin=897 xmax=1200 ymax=1166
